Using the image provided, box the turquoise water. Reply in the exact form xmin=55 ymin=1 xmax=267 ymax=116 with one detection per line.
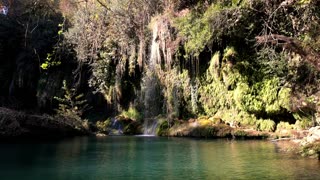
xmin=0 ymin=136 xmax=319 ymax=180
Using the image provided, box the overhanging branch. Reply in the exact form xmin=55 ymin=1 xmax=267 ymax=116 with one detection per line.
xmin=256 ymin=34 xmax=320 ymax=71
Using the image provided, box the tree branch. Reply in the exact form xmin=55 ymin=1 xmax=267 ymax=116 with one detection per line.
xmin=256 ymin=34 xmax=320 ymax=71
xmin=96 ymin=0 xmax=110 ymax=10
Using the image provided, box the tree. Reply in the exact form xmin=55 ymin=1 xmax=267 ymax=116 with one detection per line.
xmin=54 ymin=80 xmax=89 ymax=120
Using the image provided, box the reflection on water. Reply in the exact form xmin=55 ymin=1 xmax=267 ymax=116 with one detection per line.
xmin=0 ymin=137 xmax=319 ymax=180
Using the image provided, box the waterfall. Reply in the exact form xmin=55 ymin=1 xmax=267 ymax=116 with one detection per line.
xmin=142 ymin=66 xmax=161 ymax=135
xmin=143 ymin=118 xmax=158 ymax=136
xmin=109 ymin=117 xmax=123 ymax=135
xmin=150 ymin=23 xmax=161 ymax=68
xmin=191 ymin=82 xmax=199 ymax=113
xmin=140 ymin=21 xmax=164 ymax=135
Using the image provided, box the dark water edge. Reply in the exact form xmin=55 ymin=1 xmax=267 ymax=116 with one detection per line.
xmin=0 ymin=136 xmax=319 ymax=180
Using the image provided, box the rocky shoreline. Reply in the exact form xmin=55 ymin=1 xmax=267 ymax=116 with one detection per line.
xmin=106 ymin=117 xmax=320 ymax=159
xmin=0 ymin=107 xmax=89 ymax=140
xmin=1 ymin=107 xmax=319 ymax=159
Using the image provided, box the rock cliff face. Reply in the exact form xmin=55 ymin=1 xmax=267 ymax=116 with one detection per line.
xmin=0 ymin=107 xmax=89 ymax=139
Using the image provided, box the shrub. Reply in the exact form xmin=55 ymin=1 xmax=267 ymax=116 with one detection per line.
xmin=295 ymin=120 xmax=314 ymax=130
xmin=54 ymin=80 xmax=89 ymax=121
xmin=256 ymin=119 xmax=276 ymax=132
xmin=156 ymin=119 xmax=171 ymax=136
xmin=276 ymin=121 xmax=294 ymax=131
xmin=120 ymin=107 xmax=142 ymax=121
xmin=96 ymin=119 xmax=112 ymax=132
xmin=237 ymin=111 xmax=258 ymax=126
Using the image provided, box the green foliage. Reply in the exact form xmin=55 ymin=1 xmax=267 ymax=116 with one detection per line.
xmin=120 ymin=107 xmax=142 ymax=121
xmin=156 ymin=118 xmax=171 ymax=136
xmin=96 ymin=119 xmax=112 ymax=133
xmin=6 ymin=0 xmax=319 ymax=132
xmin=208 ymin=52 xmax=220 ymax=78
xmin=234 ymin=78 xmax=291 ymax=114
xmin=54 ymin=80 xmax=89 ymax=120
xmin=40 ymin=51 xmax=62 ymax=70
xmin=294 ymin=119 xmax=314 ymax=130
xmin=276 ymin=122 xmax=294 ymax=131
xmin=64 ymin=2 xmax=109 ymax=64
xmin=256 ymin=119 xmax=276 ymax=132
xmin=156 ymin=68 xmax=193 ymax=118
xmin=175 ymin=9 xmax=212 ymax=57
xmin=223 ymin=47 xmax=237 ymax=60
xmin=88 ymin=39 xmax=117 ymax=103
xmin=199 ymin=50 xmax=236 ymax=116
xmin=40 ymin=20 xmax=65 ymax=70
xmin=236 ymin=111 xmax=258 ymax=126
xmin=199 ymin=78 xmax=231 ymax=116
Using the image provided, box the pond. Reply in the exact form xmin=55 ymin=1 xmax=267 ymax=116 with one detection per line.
xmin=0 ymin=136 xmax=319 ymax=180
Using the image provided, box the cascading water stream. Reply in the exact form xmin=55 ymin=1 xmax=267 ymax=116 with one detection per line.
xmin=141 ymin=21 xmax=163 ymax=136
xmin=109 ymin=117 xmax=123 ymax=135
xmin=143 ymin=118 xmax=158 ymax=136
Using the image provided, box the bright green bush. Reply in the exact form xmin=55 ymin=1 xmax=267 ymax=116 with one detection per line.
xmin=174 ymin=6 xmax=212 ymax=57
xmin=256 ymin=119 xmax=276 ymax=132
xmin=120 ymin=107 xmax=142 ymax=121
xmin=276 ymin=122 xmax=294 ymax=131
xmin=295 ymin=120 xmax=314 ymax=130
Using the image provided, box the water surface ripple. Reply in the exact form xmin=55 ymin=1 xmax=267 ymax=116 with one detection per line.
xmin=0 ymin=136 xmax=319 ymax=180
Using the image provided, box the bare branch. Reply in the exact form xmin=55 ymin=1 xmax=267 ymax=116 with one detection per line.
xmin=96 ymin=0 xmax=110 ymax=10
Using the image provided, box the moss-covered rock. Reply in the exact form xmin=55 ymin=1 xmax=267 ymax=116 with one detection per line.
xmin=95 ymin=116 xmax=143 ymax=135
xmin=166 ymin=118 xmax=233 ymax=138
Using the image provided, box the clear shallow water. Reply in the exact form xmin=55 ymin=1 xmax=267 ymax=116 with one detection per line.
xmin=0 ymin=136 xmax=319 ymax=180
